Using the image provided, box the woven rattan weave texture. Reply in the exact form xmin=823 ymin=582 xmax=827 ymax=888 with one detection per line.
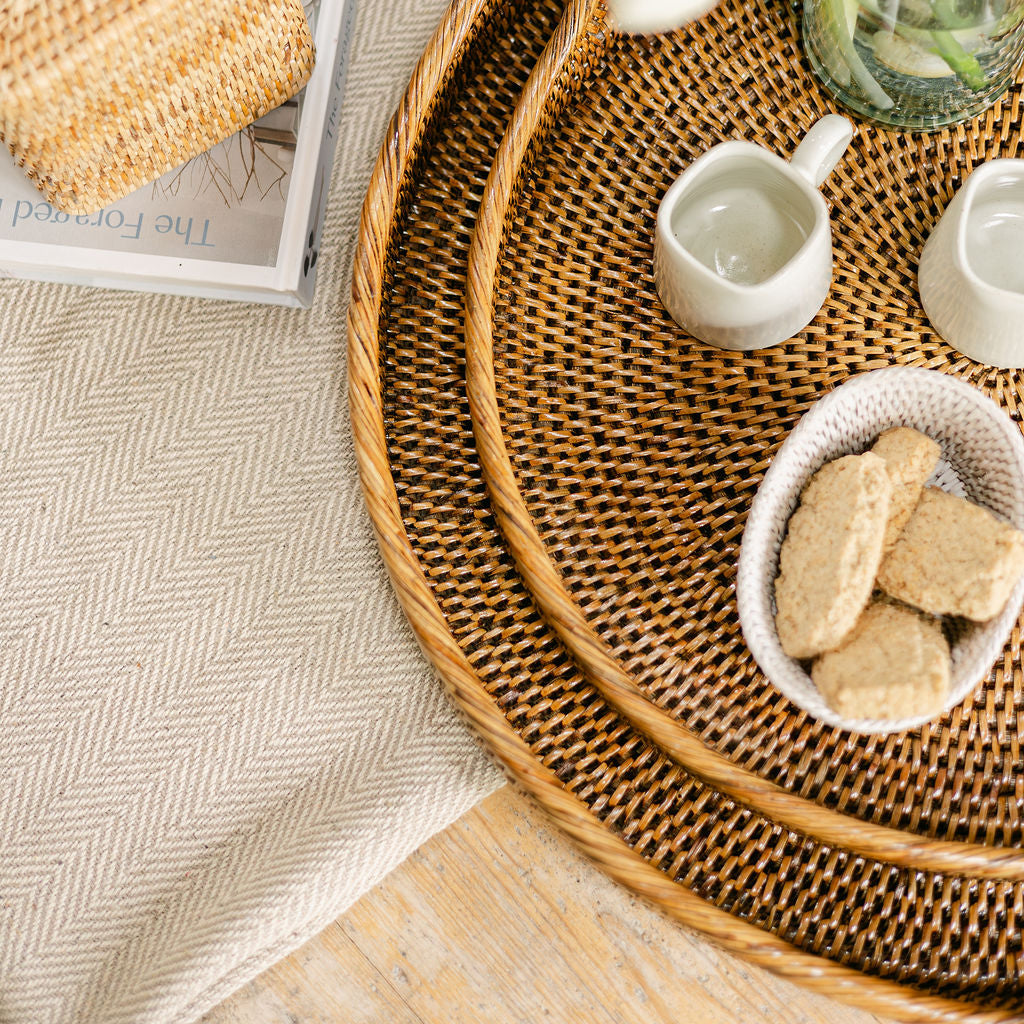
xmin=349 ymin=0 xmax=1024 ymax=1017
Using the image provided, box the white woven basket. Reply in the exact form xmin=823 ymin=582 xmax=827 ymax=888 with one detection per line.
xmin=737 ymin=366 xmax=1024 ymax=734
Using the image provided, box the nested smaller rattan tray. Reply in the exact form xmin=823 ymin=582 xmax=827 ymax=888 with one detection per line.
xmin=464 ymin=0 xmax=1024 ymax=876
xmin=348 ymin=0 xmax=1024 ymax=1018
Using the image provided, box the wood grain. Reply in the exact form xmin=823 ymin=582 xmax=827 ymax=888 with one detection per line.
xmin=203 ymin=786 xmax=891 ymax=1024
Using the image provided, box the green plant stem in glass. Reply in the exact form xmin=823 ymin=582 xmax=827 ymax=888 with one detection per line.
xmin=803 ymin=0 xmax=1024 ymax=129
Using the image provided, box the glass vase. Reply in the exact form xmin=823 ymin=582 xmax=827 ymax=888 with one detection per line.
xmin=803 ymin=0 xmax=1024 ymax=130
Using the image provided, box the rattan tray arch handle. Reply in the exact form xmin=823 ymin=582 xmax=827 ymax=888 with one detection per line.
xmin=348 ymin=0 xmax=1024 ymax=1015
xmin=462 ymin=0 xmax=1024 ymax=883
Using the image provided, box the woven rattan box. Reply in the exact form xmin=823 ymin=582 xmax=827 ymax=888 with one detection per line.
xmin=0 ymin=0 xmax=315 ymax=214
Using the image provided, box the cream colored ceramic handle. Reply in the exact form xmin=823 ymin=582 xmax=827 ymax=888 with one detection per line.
xmin=606 ymin=0 xmax=719 ymax=34
xmin=789 ymin=114 xmax=855 ymax=188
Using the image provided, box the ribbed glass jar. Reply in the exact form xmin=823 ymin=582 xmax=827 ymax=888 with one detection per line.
xmin=803 ymin=0 xmax=1024 ymax=129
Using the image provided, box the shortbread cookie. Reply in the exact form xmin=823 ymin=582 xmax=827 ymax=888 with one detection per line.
xmin=878 ymin=487 xmax=1024 ymax=621
xmin=870 ymin=427 xmax=941 ymax=549
xmin=775 ymin=452 xmax=892 ymax=659
xmin=812 ymin=599 xmax=950 ymax=721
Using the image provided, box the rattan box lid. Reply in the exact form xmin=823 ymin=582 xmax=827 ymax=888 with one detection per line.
xmin=0 ymin=0 xmax=315 ymax=214
xmin=349 ymin=0 xmax=1024 ymax=1017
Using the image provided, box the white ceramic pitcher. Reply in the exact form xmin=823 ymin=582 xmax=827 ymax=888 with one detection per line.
xmin=919 ymin=159 xmax=1024 ymax=370
xmin=652 ymin=114 xmax=854 ymax=351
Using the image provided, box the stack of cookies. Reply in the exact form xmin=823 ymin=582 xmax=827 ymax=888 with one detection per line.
xmin=774 ymin=428 xmax=1024 ymax=721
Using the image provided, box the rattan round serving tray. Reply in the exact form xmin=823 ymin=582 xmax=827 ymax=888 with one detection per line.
xmin=348 ymin=0 xmax=1024 ymax=1017
xmin=463 ymin=0 xmax=1024 ymax=877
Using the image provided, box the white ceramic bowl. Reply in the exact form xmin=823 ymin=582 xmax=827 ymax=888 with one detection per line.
xmin=736 ymin=366 xmax=1024 ymax=734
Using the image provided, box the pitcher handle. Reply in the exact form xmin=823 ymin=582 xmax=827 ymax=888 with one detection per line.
xmin=789 ymin=114 xmax=855 ymax=188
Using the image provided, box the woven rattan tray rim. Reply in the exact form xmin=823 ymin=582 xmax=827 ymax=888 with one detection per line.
xmin=462 ymin=0 xmax=1024 ymax=883
xmin=347 ymin=1 xmax=1024 ymax=1018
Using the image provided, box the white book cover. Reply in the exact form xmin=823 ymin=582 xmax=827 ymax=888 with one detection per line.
xmin=0 ymin=0 xmax=356 ymax=306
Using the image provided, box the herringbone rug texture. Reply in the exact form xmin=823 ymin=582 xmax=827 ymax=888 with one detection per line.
xmin=0 ymin=2 xmax=501 ymax=1021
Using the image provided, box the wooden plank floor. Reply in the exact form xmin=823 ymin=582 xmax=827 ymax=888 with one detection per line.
xmin=202 ymin=785 xmax=891 ymax=1024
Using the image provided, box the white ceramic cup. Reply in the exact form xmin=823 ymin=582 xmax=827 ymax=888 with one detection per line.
xmin=653 ymin=114 xmax=854 ymax=351
xmin=607 ymin=0 xmax=719 ymax=34
xmin=919 ymin=159 xmax=1024 ymax=370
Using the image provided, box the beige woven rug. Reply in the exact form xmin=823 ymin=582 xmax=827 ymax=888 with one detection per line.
xmin=0 ymin=2 xmax=501 ymax=1021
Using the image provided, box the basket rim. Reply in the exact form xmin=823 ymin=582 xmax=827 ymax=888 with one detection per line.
xmin=347 ymin=0 xmax=1024 ymax=1018
xmin=460 ymin=0 xmax=1024 ymax=883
